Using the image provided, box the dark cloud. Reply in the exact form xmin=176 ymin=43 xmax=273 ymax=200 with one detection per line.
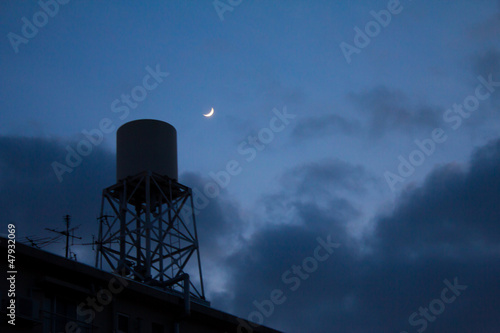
xmin=180 ymin=172 xmax=245 ymax=260
xmin=280 ymin=158 xmax=375 ymax=194
xmin=292 ymin=87 xmax=445 ymax=141
xmin=218 ymin=159 xmax=367 ymax=330
xmin=259 ymin=159 xmax=372 ymax=227
xmin=214 ymin=139 xmax=500 ymax=332
xmin=374 ymin=138 xmax=500 ymax=258
xmin=473 ymin=48 xmax=500 ymax=84
xmin=0 ymin=135 xmax=115 ymax=260
xmin=349 ymin=86 xmax=443 ymax=138
xmin=291 ymin=113 xmax=361 ymax=140
xmin=472 ymin=48 xmax=500 ymax=110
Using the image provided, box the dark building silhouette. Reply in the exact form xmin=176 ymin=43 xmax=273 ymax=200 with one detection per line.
xmin=1 ymin=237 xmax=280 ymax=333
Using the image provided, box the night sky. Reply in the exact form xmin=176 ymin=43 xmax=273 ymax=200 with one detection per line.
xmin=1 ymin=1 xmax=500 ymax=332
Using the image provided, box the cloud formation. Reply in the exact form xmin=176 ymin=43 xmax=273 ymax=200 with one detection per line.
xmin=215 ymin=138 xmax=500 ymax=332
xmin=0 ymin=135 xmax=115 ymax=260
xmin=291 ymin=113 xmax=361 ymax=140
xmin=349 ymin=86 xmax=443 ymax=138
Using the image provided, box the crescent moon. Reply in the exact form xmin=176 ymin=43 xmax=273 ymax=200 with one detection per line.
xmin=203 ymin=108 xmax=214 ymax=117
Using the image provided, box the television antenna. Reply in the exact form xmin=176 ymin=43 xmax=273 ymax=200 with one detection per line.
xmin=45 ymin=215 xmax=82 ymax=259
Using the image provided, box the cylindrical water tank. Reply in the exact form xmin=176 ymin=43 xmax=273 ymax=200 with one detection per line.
xmin=116 ymin=119 xmax=178 ymax=181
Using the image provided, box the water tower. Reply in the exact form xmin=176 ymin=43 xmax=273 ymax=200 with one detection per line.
xmin=96 ymin=119 xmax=206 ymax=301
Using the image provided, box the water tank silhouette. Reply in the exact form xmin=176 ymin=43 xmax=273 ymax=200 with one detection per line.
xmin=116 ymin=119 xmax=178 ymax=181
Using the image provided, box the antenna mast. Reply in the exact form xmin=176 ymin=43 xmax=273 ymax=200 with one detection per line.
xmin=45 ymin=215 xmax=82 ymax=259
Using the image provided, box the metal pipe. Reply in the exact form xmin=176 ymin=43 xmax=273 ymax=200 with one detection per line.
xmin=158 ymin=273 xmax=191 ymax=316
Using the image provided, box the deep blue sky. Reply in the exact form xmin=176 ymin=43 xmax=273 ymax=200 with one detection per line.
xmin=1 ymin=1 xmax=500 ymax=332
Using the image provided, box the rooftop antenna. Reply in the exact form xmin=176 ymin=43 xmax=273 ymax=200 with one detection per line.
xmin=76 ymin=233 xmax=119 ymax=260
xmin=24 ymin=237 xmax=41 ymax=249
xmin=21 ymin=235 xmax=62 ymax=248
xmin=45 ymin=215 xmax=82 ymax=259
